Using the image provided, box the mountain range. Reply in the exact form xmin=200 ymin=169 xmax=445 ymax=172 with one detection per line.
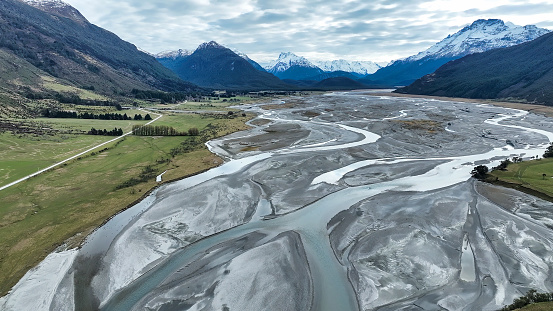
xmin=367 ymin=19 xmax=550 ymax=86
xmin=262 ymin=52 xmax=381 ymax=81
xmin=397 ymin=31 xmax=553 ymax=105
xmin=315 ymin=60 xmax=381 ymax=76
xmin=3 ymin=0 xmax=552 ymax=106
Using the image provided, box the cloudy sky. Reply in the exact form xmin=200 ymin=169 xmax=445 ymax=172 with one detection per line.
xmin=63 ymin=0 xmax=553 ymax=64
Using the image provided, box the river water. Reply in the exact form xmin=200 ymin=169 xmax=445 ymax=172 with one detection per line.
xmin=3 ymin=91 xmax=553 ymax=311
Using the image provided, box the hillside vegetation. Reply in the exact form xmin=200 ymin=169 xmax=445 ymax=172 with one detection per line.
xmin=0 ymin=0 xmax=197 ymax=95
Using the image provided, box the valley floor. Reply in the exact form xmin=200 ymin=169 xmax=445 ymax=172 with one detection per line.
xmin=3 ymin=91 xmax=553 ymax=311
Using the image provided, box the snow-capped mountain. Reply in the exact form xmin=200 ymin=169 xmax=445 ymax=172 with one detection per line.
xmin=315 ymin=60 xmax=381 ymax=75
xmin=368 ymin=19 xmax=550 ymax=86
xmin=264 ymin=52 xmax=323 ymax=80
xmin=405 ymin=19 xmax=550 ymax=62
xmin=264 ymin=53 xmax=382 ymax=80
xmin=154 ymin=49 xmax=192 ymax=60
xmin=264 ymin=52 xmax=320 ymax=72
xmin=22 ymin=0 xmax=88 ymax=23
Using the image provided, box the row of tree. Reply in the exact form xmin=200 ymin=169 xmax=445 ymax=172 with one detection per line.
xmin=131 ymin=89 xmax=196 ymax=102
xmin=131 ymin=125 xmax=197 ymax=136
xmin=42 ymin=109 xmax=151 ymax=121
xmin=87 ymin=127 xmax=123 ymax=136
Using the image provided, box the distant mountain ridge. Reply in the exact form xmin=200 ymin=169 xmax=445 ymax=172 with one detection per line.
xmin=397 ymin=31 xmax=553 ymax=105
xmin=263 ymin=52 xmax=381 ymax=80
xmin=368 ymin=19 xmax=550 ymax=86
xmin=315 ymin=60 xmax=381 ymax=75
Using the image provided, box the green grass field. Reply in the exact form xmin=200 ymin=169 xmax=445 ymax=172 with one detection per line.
xmin=0 ymin=111 xmax=252 ymax=296
xmin=0 ymin=116 xmax=152 ymax=187
xmin=490 ymin=158 xmax=553 ymax=198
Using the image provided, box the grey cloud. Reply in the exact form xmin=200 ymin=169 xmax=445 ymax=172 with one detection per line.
xmin=464 ymin=3 xmax=553 ymax=17
xmin=65 ymin=0 xmax=553 ymax=62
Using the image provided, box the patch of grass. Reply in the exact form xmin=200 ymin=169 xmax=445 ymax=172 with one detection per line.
xmin=490 ymin=158 xmax=553 ymax=198
xmin=240 ymin=145 xmax=260 ymax=152
xmin=0 ymin=111 xmax=253 ymax=296
xmin=262 ymin=102 xmax=296 ymax=110
xmin=41 ymin=76 xmax=107 ymax=101
xmin=515 ymin=302 xmax=553 ymax=310
xmin=394 ymin=119 xmax=443 ymax=133
xmin=0 ymin=133 xmax=109 ymax=186
xmin=152 ymin=112 xmax=252 ymax=135
xmin=0 ymin=116 xmax=151 ymax=186
xmin=150 ymin=96 xmax=255 ymax=111
xmin=35 ymin=117 xmax=146 ymax=132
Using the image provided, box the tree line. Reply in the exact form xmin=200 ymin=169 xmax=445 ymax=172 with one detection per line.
xmin=42 ymin=109 xmax=151 ymax=121
xmin=132 ymin=125 xmax=198 ymax=136
xmin=87 ymin=127 xmax=123 ymax=136
xmin=131 ymin=89 xmax=197 ymax=102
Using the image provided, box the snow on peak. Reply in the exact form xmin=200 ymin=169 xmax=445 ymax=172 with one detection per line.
xmin=196 ymin=41 xmax=225 ymax=50
xmin=23 ymin=0 xmax=70 ymax=8
xmin=264 ymin=52 xmax=319 ymax=72
xmin=315 ymin=59 xmax=381 ymax=75
xmin=403 ymin=19 xmax=550 ymax=62
xmin=154 ymin=49 xmax=192 ymax=59
xmin=153 ymin=45 xmax=257 ymax=67
xmin=23 ymin=0 xmax=88 ymax=23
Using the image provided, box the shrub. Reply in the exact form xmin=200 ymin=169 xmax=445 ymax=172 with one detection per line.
xmin=471 ymin=165 xmax=489 ymax=179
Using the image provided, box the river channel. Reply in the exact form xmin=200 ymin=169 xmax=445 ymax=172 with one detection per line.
xmin=3 ymin=91 xmax=553 ymax=311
